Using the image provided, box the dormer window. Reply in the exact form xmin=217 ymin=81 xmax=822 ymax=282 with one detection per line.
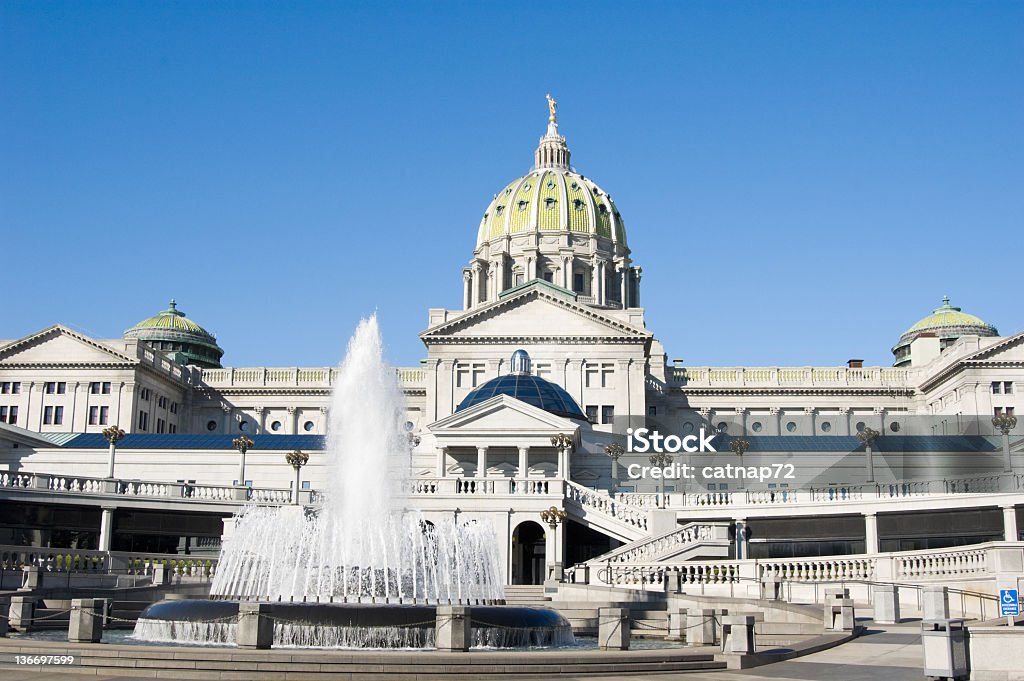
xmin=544 ymin=197 xmax=557 ymax=209
xmin=573 ymin=198 xmax=585 ymax=211
xmin=517 ymin=199 xmax=529 ymax=211
xmin=495 ymin=205 xmax=504 ymax=215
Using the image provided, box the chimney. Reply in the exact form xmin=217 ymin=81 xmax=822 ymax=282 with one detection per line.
xmin=847 ymin=359 xmax=864 ymax=369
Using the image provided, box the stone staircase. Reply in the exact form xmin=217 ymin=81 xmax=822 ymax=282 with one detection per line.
xmin=563 ymin=481 xmax=649 ymax=543
xmin=585 ymin=521 xmax=732 ymax=567
xmin=502 ymin=585 xmax=551 ymax=606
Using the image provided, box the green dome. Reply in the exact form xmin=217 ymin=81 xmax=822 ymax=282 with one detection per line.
xmin=892 ymin=297 xmax=997 ymax=366
xmin=476 ymin=169 xmax=626 ymax=248
xmin=124 ymin=300 xmax=224 ymax=368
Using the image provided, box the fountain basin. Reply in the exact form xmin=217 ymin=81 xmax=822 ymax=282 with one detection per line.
xmin=133 ymin=599 xmax=574 ymax=649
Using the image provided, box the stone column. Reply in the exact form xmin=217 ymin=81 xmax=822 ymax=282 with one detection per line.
xmin=476 ymin=446 xmax=488 ymax=478
xmin=518 ymin=446 xmax=529 ymax=478
xmin=618 ymin=265 xmax=627 ymax=308
xmin=805 ymin=407 xmax=817 ymax=435
xmin=768 ymin=407 xmax=781 ymax=436
xmin=98 ymin=507 xmax=115 ymax=552
xmin=221 ymin=405 xmax=232 ymax=433
xmin=734 ymin=519 xmax=749 ymax=559
xmin=839 ymin=407 xmax=851 ymax=436
xmin=255 ymin=406 xmax=266 ymax=434
xmin=462 ymin=270 xmax=472 ymax=310
xmin=436 ymin=446 xmax=448 ymax=478
xmin=1003 ymin=505 xmax=1019 ymax=542
xmin=864 ymin=512 xmax=879 ymax=554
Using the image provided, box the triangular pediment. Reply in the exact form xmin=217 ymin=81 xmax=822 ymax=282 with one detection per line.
xmin=429 ymin=394 xmax=580 ymax=435
xmin=0 ymin=325 xmax=136 ymax=366
xmin=964 ymin=331 xmax=1024 ymax=363
xmin=421 ymin=283 xmax=651 ymax=343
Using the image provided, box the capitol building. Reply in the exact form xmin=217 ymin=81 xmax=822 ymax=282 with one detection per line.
xmin=0 ymin=103 xmax=1021 ymax=595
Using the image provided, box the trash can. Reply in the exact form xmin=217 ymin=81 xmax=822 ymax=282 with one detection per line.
xmin=921 ymin=618 xmax=968 ymax=681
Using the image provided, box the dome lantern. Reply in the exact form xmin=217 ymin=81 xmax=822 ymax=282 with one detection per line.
xmin=124 ymin=299 xmax=225 ymax=369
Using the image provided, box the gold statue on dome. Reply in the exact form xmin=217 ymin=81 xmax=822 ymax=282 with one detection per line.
xmin=546 ymin=93 xmax=557 ymax=123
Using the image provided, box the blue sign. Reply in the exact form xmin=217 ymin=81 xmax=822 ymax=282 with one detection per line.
xmin=1000 ymin=589 xmax=1019 ymax=617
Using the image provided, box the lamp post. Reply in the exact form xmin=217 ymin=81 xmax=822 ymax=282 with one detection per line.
xmin=233 ymin=435 xmax=254 ymax=487
xmin=285 ymin=450 xmax=309 ymax=505
xmin=648 ymin=452 xmax=673 ymax=508
xmin=102 ymin=426 xmax=125 ymax=479
xmin=993 ymin=414 xmax=1017 ymax=473
xmin=539 ymin=505 xmax=568 ymax=582
xmin=729 ymin=438 xmax=750 ymax=490
xmin=604 ymin=443 xmax=624 ymax=491
xmin=856 ymin=427 xmax=880 ymax=483
xmin=551 ymin=433 xmax=573 ymax=479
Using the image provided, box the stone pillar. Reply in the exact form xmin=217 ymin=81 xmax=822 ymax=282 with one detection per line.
xmin=476 ymin=446 xmax=488 ymax=478
xmin=768 ymin=407 xmax=781 ymax=436
xmin=873 ymin=584 xmax=901 ymax=624
xmin=761 ymin=576 xmax=782 ymax=601
xmin=686 ymin=609 xmax=716 ymax=646
xmin=436 ymin=446 xmax=448 ymax=478
xmin=1003 ymin=505 xmax=1019 ymax=542
xmin=666 ymin=608 xmax=688 ymax=641
xmin=865 ymin=443 xmax=875 ymax=483
xmin=804 ymin=407 xmax=817 ymax=435
xmin=463 ymin=270 xmax=472 ymax=310
xmin=152 ymin=563 xmax=171 ymax=586
xmin=221 ymin=405 xmax=232 ymax=433
xmin=518 ymin=446 xmax=529 ymax=478
xmin=98 ymin=507 xmax=114 ymax=552
xmin=106 ymin=441 xmax=117 ymax=478
xmin=435 ymin=605 xmax=471 ymax=652
xmin=722 ymin=615 xmax=755 ymax=654
xmin=255 ymin=406 xmax=266 ymax=434
xmin=8 ymin=596 xmax=34 ymax=631
xmin=734 ymin=519 xmax=749 ymax=560
xmin=68 ymin=598 xmax=105 ymax=643
xmin=287 ymin=406 xmax=298 ymax=435
xmin=20 ymin=565 xmax=41 ymax=590
xmin=598 ymin=607 xmax=629 ymax=650
xmin=923 ymin=585 xmax=950 ymax=620
xmin=839 ymin=407 xmax=851 ymax=436
xmin=864 ymin=512 xmax=879 ymax=554
xmin=236 ymin=602 xmax=274 ymax=649
xmin=665 ymin=570 xmax=681 ymax=595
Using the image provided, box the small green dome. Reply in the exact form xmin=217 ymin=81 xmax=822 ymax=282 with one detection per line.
xmin=124 ymin=300 xmax=224 ymax=368
xmin=892 ymin=296 xmax=997 ymax=367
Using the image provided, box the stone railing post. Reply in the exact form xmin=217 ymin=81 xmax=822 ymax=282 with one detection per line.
xmin=598 ymin=607 xmax=630 ymax=650
xmin=19 ymin=565 xmax=41 ymax=590
xmin=236 ymin=602 xmax=274 ymax=649
xmin=685 ymin=609 xmax=716 ymax=646
xmin=8 ymin=596 xmax=35 ymax=631
xmin=69 ymin=598 xmax=106 ymax=643
xmin=666 ymin=608 xmax=688 ymax=641
xmin=761 ymin=575 xmax=782 ymax=601
xmin=873 ymin=584 xmax=901 ymax=624
xmin=923 ymin=585 xmax=949 ymax=620
xmin=435 ymin=605 xmax=471 ymax=652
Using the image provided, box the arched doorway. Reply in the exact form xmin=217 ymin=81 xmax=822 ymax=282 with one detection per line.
xmin=511 ymin=521 xmax=546 ymax=585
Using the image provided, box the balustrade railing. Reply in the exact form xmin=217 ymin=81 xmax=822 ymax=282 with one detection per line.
xmin=667 ymin=365 xmax=912 ymax=388
xmin=564 ymin=480 xmax=648 ymax=533
xmin=0 ymin=544 xmax=218 ymax=579
xmin=589 ymin=521 xmax=728 ymax=565
xmin=196 ymin=366 xmax=425 ymax=388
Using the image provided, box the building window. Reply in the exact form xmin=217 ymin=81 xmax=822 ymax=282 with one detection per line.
xmin=239 ymin=421 xmax=249 ymax=432
xmin=168 ymin=423 xmax=177 ymax=434
xmin=90 ymin=382 xmax=112 ymax=395
xmin=44 ymin=406 xmax=53 ymax=424
xmin=786 ymin=421 xmax=797 ymax=433
xmin=44 ymin=382 xmax=66 ymax=394
xmin=456 ymin=362 xmax=485 ymax=388
xmin=156 ymin=418 xmax=166 ymax=433
xmin=43 ymin=406 xmax=63 ymax=425
xmin=170 ymin=402 xmax=178 ymax=414
xmin=6 ymin=406 xmax=17 ymax=424
xmin=139 ymin=388 xmax=151 ymax=401
xmin=855 ymin=421 xmax=866 ymax=432
xmin=303 ymin=421 xmax=315 ymax=432
xmin=601 ymin=406 xmax=615 ymax=424
xmin=820 ymin=421 xmax=832 ymax=432
xmin=992 ymin=381 xmax=1002 ymax=394
xmin=515 ymin=273 xmax=524 ymax=286
xmin=995 ymin=407 xmax=1016 ymax=417
xmin=157 ymin=396 xmax=168 ymax=409
xmin=206 ymin=420 xmax=217 ymax=431
xmin=889 ymin=421 xmax=901 ymax=432
xmin=138 ymin=411 xmax=149 ymax=431
xmin=751 ymin=421 xmax=762 ymax=432
xmin=585 ymin=362 xmax=614 ymax=388
xmin=89 ymin=406 xmax=98 ymax=425
xmin=1 ymin=382 xmax=21 ymax=394
xmin=573 ymin=272 xmax=585 ymax=293
xmin=99 ymin=406 xmax=108 ymax=425
xmin=271 ymin=420 xmax=282 ymax=432
xmin=586 ymin=405 xmax=598 ymax=423
xmin=1004 ymin=382 xmax=1015 ymax=394
xmin=648 ymin=406 xmax=657 ymax=417
xmin=542 ymin=272 xmax=553 ymax=282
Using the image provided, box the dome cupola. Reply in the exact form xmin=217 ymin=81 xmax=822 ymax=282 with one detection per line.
xmin=124 ymin=299 xmax=225 ymax=369
xmin=455 ymin=350 xmax=587 ymax=421
xmin=466 ymin=97 xmax=640 ymax=311
xmin=892 ymin=296 xmax=998 ymax=367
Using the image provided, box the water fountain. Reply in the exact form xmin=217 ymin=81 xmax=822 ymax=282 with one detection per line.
xmin=133 ymin=315 xmax=573 ymax=649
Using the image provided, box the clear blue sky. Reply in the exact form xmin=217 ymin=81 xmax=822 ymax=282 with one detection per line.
xmin=2 ymin=1 xmax=1021 ymax=368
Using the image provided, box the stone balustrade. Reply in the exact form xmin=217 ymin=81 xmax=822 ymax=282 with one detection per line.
xmin=667 ymin=365 xmax=912 ymax=389
xmin=589 ymin=522 xmax=729 ymax=565
xmin=195 ymin=366 xmax=426 ymax=388
xmin=0 ymin=544 xmax=218 ymax=579
xmin=564 ymin=480 xmax=649 ymax=533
